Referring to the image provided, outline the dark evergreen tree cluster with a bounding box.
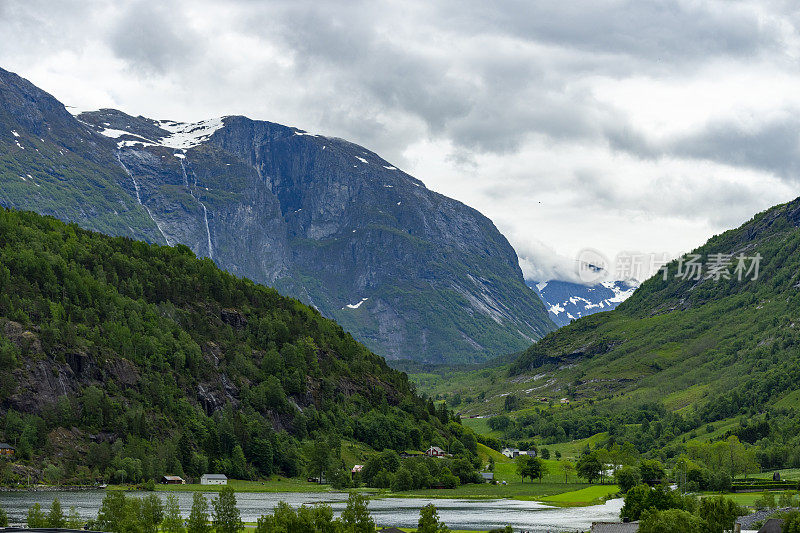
[0,207,457,484]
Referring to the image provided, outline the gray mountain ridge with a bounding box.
[0,66,556,363]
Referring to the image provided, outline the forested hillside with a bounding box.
[0,207,462,485]
[424,197,800,470]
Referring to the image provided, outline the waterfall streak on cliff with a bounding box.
[116,152,172,245]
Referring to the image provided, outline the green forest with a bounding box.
[0,207,480,486]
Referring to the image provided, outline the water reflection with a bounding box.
[0,490,623,532]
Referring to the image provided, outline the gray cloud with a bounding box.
[669,116,800,179]
[107,2,200,74]
[442,0,780,64]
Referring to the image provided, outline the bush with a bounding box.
[639,508,705,533]
[784,511,800,533]
[615,466,641,493]
[391,468,414,492]
[27,503,47,528]
[709,471,732,492]
[754,490,777,510]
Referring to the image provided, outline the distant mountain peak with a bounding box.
[529,279,640,327]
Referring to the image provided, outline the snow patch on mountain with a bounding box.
[529,279,639,327]
[95,117,225,150]
[156,118,225,149]
[343,297,369,310]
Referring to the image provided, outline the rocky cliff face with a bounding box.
[0,67,555,363]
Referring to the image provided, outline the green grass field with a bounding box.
[462,417,495,436]
[389,481,595,501]
[700,492,767,507]
[539,484,620,506]
[745,468,800,481]
[141,443,613,506]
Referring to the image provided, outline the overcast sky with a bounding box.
[2,0,799,282]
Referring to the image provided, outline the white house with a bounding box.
[200,473,228,485]
[501,447,520,458]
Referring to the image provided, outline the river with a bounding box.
[0,490,623,532]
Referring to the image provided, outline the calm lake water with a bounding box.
[0,490,623,532]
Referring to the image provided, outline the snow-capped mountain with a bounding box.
[528,279,640,327]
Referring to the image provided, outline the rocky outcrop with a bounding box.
[221,309,247,329]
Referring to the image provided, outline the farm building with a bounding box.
[200,473,228,485]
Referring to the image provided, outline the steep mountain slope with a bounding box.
[0,67,554,364]
[529,279,639,327]
[415,197,800,465]
[0,207,457,483]
[0,68,164,242]
[506,197,800,418]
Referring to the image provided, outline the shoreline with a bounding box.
[0,485,104,492]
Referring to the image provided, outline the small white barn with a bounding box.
[200,473,228,485]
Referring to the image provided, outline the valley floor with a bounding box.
[148,478,614,505]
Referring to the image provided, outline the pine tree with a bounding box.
[417,504,450,533]
[26,503,46,528]
[187,492,211,533]
[162,494,186,533]
[46,497,66,528]
[340,492,375,533]
[212,486,243,533]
